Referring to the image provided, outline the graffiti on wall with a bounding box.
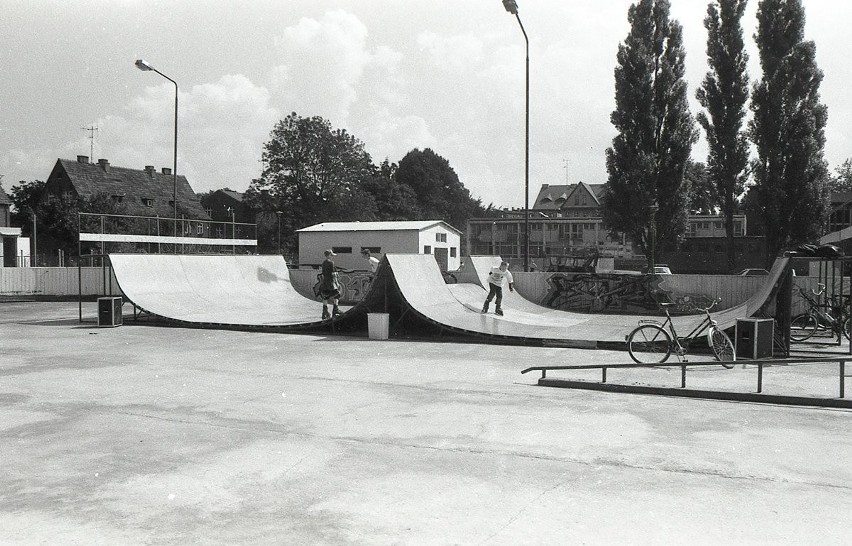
[542,272,715,314]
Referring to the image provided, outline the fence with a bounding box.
[0,267,117,297]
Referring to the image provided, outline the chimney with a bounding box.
[144,165,156,176]
[97,158,110,172]
[77,155,89,164]
[161,167,172,175]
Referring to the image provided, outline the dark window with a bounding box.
[361,246,381,254]
[142,198,154,207]
[332,247,352,254]
[450,247,457,257]
[424,245,432,254]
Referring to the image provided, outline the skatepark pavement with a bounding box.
[1,301,851,544]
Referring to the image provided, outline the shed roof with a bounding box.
[298,220,461,235]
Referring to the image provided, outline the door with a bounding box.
[434,247,448,271]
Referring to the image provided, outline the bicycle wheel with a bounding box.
[844,316,851,341]
[627,324,671,364]
[707,326,735,368]
[790,313,818,342]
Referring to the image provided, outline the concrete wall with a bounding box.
[0,267,118,297]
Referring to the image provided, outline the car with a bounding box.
[738,268,769,276]
[648,265,672,275]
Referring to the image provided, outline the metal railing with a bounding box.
[522,357,850,407]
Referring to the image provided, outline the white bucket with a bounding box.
[367,313,390,340]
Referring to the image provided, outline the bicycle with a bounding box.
[626,298,736,367]
[789,283,851,342]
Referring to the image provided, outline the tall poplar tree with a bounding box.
[602,0,698,268]
[696,0,750,273]
[749,0,828,264]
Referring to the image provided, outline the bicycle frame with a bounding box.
[638,307,715,357]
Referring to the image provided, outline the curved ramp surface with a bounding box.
[110,254,326,326]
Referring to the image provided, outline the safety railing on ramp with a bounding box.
[521,357,851,409]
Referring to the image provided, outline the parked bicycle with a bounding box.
[626,299,736,367]
[789,283,851,342]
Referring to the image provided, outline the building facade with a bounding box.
[466,182,748,270]
[298,221,462,271]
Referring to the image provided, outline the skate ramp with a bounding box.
[110,254,326,326]
[387,254,636,344]
[458,254,789,330]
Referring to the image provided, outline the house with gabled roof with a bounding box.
[44,155,209,219]
[533,182,606,216]
[202,189,254,224]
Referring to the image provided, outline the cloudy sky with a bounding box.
[1,0,850,209]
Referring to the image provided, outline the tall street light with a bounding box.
[501,0,530,271]
[135,59,178,237]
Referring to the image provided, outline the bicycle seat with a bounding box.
[659,302,675,309]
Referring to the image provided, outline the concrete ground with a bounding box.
[1,302,851,545]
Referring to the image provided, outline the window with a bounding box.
[142,198,154,207]
[435,233,447,243]
[361,246,381,254]
[424,245,432,254]
[332,247,352,254]
[450,247,457,258]
[196,224,204,235]
[111,195,123,204]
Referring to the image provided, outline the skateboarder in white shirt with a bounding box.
[481,261,514,316]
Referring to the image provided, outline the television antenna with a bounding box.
[81,124,99,160]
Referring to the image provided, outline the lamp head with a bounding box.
[502,0,518,15]
[135,59,154,71]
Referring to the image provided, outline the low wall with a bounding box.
[0,267,119,297]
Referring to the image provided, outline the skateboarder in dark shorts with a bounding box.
[318,249,342,319]
[481,261,514,316]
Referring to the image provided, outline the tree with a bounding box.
[360,159,422,221]
[829,159,852,193]
[749,0,829,264]
[685,160,717,214]
[394,148,486,231]
[696,0,750,273]
[246,113,378,254]
[601,0,698,268]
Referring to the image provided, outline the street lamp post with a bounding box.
[276,211,283,255]
[501,0,530,271]
[135,59,178,239]
[649,201,659,273]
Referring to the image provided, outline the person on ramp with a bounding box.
[318,249,342,320]
[481,261,514,316]
[361,248,380,275]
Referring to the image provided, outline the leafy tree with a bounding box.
[246,113,378,253]
[394,148,486,232]
[601,0,698,268]
[696,0,750,272]
[685,160,717,214]
[829,159,852,193]
[749,0,828,264]
[360,159,422,221]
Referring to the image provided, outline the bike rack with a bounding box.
[521,357,850,408]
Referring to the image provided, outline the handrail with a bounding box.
[522,356,848,399]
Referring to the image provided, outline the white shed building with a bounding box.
[297,221,462,271]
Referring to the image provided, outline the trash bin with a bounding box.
[735,318,773,359]
[98,296,123,327]
[368,313,389,340]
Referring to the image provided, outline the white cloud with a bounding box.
[268,10,372,124]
